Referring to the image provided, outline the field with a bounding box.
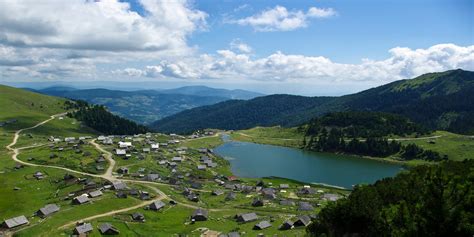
[230,126,304,148]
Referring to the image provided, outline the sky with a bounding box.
[0,0,473,95]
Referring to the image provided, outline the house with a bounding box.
[3,215,29,229]
[118,141,132,148]
[115,149,126,156]
[191,209,208,221]
[235,213,258,223]
[219,232,240,237]
[280,184,290,189]
[298,202,314,211]
[131,212,145,222]
[96,157,106,163]
[151,144,159,149]
[252,199,264,207]
[254,220,272,230]
[187,193,199,202]
[74,223,93,235]
[72,194,90,205]
[116,191,128,198]
[322,193,342,201]
[262,188,277,199]
[211,190,224,196]
[103,138,113,145]
[117,167,129,174]
[99,223,120,235]
[65,137,76,143]
[63,173,75,181]
[112,181,127,190]
[89,190,103,198]
[139,191,151,200]
[172,157,183,162]
[33,171,44,180]
[98,136,106,141]
[143,148,150,153]
[279,220,294,230]
[294,215,312,227]
[225,192,237,201]
[298,187,316,195]
[149,200,166,211]
[145,173,160,182]
[37,204,60,218]
[197,165,206,170]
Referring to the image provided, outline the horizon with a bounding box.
[0,0,472,95]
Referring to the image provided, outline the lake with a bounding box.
[214,136,403,189]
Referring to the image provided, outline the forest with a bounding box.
[307,159,474,237]
[67,100,149,135]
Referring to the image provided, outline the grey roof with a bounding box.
[298,202,314,211]
[212,190,224,196]
[132,212,145,220]
[89,190,103,198]
[73,195,90,204]
[3,215,28,228]
[112,181,127,190]
[280,199,296,206]
[225,192,237,200]
[74,223,93,234]
[219,232,240,237]
[145,173,160,181]
[192,208,208,218]
[38,204,60,217]
[280,184,290,189]
[237,213,258,222]
[295,215,312,226]
[322,193,342,201]
[254,220,272,230]
[149,200,166,210]
[99,223,119,234]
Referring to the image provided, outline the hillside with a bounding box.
[152,69,474,134]
[34,86,263,125]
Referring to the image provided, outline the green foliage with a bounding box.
[69,101,149,135]
[307,160,474,237]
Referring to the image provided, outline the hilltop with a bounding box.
[152,69,474,134]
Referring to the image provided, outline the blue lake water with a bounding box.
[214,137,403,189]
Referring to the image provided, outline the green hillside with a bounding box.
[152,69,474,134]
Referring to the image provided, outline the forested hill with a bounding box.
[151,95,335,134]
[152,69,474,134]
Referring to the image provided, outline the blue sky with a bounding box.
[0,0,472,95]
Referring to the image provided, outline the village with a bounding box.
[2,118,347,236]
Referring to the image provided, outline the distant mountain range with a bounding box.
[151,69,474,134]
[31,86,263,124]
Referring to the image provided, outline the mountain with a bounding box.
[158,86,264,100]
[152,69,474,134]
[35,86,263,125]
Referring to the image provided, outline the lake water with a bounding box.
[214,136,403,189]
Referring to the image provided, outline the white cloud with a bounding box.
[229,5,336,31]
[118,44,474,85]
[230,39,253,54]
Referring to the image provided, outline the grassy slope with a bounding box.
[230,126,304,148]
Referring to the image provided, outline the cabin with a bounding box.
[172,157,183,162]
[37,204,60,218]
[187,193,199,202]
[89,190,103,198]
[279,199,295,206]
[139,191,151,200]
[254,220,272,230]
[262,188,277,199]
[197,165,206,170]
[191,209,208,221]
[280,184,290,189]
[74,223,93,235]
[298,202,314,211]
[143,148,150,153]
[279,220,294,230]
[72,195,90,205]
[252,199,264,207]
[298,187,316,195]
[116,191,128,198]
[117,167,129,174]
[322,193,342,201]
[225,192,237,201]
[145,173,160,182]
[212,190,224,196]
[99,223,120,235]
[115,149,127,156]
[236,213,258,223]
[131,212,145,222]
[96,157,106,163]
[118,141,132,148]
[151,144,159,149]
[294,215,312,227]
[149,200,166,211]
[3,215,29,229]
[112,181,127,190]
[33,171,44,180]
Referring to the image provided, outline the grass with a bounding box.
[230,126,304,148]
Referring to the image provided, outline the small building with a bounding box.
[211,190,224,196]
[151,144,159,149]
[225,192,237,201]
[254,220,272,230]
[149,201,166,211]
[252,199,264,207]
[172,157,183,162]
[37,204,60,218]
[280,220,294,230]
[131,212,145,222]
[3,215,29,229]
[262,188,277,199]
[322,193,342,202]
[117,167,129,174]
[112,181,127,190]
[143,148,151,153]
[74,223,93,235]
[197,165,206,170]
[115,149,127,156]
[298,187,316,195]
[279,199,295,206]
[191,209,208,221]
[33,171,44,180]
[279,184,290,189]
[145,173,160,182]
[294,215,312,227]
[99,223,120,235]
[116,191,128,198]
[298,202,314,211]
[72,195,90,205]
[236,213,258,223]
[89,190,103,198]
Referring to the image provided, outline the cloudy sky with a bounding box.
[0,0,473,95]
